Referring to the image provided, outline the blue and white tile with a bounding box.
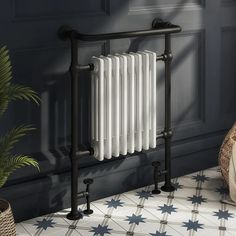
[21,214,74,236]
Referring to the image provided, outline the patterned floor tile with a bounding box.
[16,223,31,236]
[17,167,236,236]
[21,214,74,236]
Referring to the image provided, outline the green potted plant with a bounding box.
[0,46,40,235]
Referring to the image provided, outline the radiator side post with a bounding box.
[161,34,175,192]
[67,37,83,220]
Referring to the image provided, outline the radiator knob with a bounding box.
[83,178,94,215]
[83,178,93,185]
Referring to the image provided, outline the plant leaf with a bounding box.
[0,46,12,90]
[7,84,40,105]
[0,93,9,118]
[0,125,35,159]
[0,46,12,117]
[0,155,39,188]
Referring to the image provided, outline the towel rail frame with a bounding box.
[58,18,181,220]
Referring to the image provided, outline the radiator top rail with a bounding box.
[58,18,181,42]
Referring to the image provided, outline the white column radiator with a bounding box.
[91,51,157,161]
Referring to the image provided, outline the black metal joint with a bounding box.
[69,65,78,75]
[163,53,173,62]
[89,63,95,71]
[152,18,173,29]
[162,130,173,139]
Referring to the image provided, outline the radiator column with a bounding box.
[161,34,175,192]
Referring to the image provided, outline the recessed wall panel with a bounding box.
[220,27,236,115]
[129,0,203,13]
[171,31,205,128]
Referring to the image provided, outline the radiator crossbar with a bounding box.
[74,54,167,72]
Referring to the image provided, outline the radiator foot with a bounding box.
[83,209,93,215]
[67,211,83,221]
[161,183,175,192]
[152,189,161,194]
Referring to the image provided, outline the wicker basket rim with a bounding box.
[0,198,11,218]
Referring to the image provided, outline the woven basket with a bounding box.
[0,199,16,236]
[219,122,236,185]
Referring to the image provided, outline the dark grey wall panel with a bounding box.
[171,31,205,128]
[221,0,236,7]
[13,0,109,20]
[220,27,236,116]
[0,0,236,221]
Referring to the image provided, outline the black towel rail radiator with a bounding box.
[58,18,182,221]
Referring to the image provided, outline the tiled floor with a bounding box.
[16,167,236,236]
